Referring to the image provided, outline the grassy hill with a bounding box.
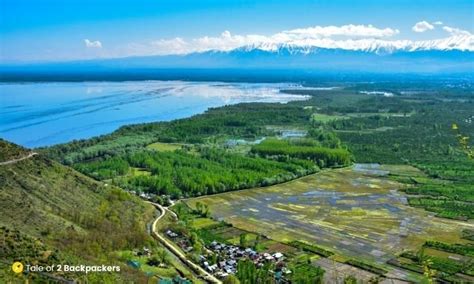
[0,139,155,282]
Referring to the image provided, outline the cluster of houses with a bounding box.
[131,190,153,200]
[203,241,289,279]
[165,230,194,252]
[165,229,291,280]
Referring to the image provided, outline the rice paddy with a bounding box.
[185,164,473,264]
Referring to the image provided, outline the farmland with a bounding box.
[185,164,472,264]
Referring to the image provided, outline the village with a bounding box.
[165,229,292,281]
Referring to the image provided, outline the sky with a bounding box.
[0,0,473,62]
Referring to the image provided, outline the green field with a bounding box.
[147,142,184,152]
[311,113,348,123]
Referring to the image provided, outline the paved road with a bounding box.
[149,202,222,284]
[0,152,38,166]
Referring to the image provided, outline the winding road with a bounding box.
[148,202,222,284]
[0,152,38,166]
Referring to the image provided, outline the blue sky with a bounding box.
[1,0,473,62]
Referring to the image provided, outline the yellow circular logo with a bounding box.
[12,262,23,273]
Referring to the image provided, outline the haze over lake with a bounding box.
[0,81,309,148]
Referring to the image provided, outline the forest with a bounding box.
[75,147,321,198]
[251,138,351,167]
[41,82,474,220]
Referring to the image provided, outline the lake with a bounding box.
[0,81,308,147]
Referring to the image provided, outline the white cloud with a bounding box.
[84,39,102,48]
[412,21,434,32]
[119,23,473,56]
[443,26,471,36]
[282,24,399,38]
[151,37,188,54]
[432,21,443,25]
[142,25,399,55]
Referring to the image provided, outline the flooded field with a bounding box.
[186,165,473,264]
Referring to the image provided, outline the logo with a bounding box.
[12,262,24,273]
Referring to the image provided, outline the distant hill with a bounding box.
[90,46,473,73]
[1,46,473,82]
[0,139,154,282]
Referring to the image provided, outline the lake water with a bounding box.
[0,81,308,148]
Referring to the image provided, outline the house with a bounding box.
[273,252,283,259]
[228,246,238,253]
[127,260,141,269]
[216,271,229,278]
[172,276,192,284]
[140,192,151,199]
[143,247,151,257]
[207,264,218,272]
[166,230,178,238]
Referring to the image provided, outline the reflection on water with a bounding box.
[195,168,470,263]
[353,163,390,176]
[0,81,308,147]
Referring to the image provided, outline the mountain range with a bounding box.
[1,42,473,80]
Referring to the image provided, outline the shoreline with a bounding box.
[1,80,310,149]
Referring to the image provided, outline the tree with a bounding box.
[223,274,241,284]
[417,247,435,284]
[203,204,210,217]
[239,233,248,247]
[193,241,203,255]
[344,275,357,284]
[147,256,161,266]
[195,202,203,215]
[156,248,169,265]
[290,263,325,284]
[452,124,473,159]
[253,234,262,251]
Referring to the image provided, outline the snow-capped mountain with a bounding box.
[1,40,473,78]
[234,34,474,54]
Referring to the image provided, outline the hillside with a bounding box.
[0,139,155,282]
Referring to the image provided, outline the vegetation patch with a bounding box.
[290,241,335,258]
[251,138,351,167]
[76,147,320,198]
[146,142,183,152]
[190,218,219,230]
[344,259,387,276]
[311,113,348,123]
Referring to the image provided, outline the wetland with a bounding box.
[185,164,473,263]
